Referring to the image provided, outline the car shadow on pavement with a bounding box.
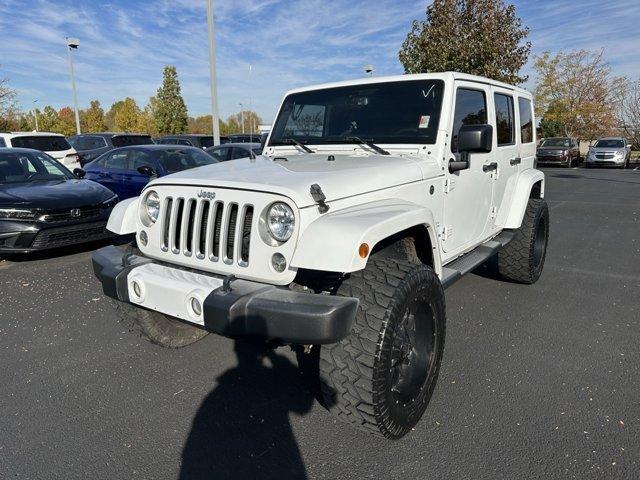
[179,341,318,480]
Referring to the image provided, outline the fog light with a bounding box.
[190,297,202,317]
[271,253,287,272]
[139,230,148,246]
[132,280,142,299]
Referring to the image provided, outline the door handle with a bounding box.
[483,162,498,172]
[510,157,522,166]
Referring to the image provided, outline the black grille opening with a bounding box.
[173,198,184,252]
[226,204,238,260]
[185,200,197,255]
[162,198,173,249]
[211,202,224,259]
[241,206,253,263]
[197,201,210,257]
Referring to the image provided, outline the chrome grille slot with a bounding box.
[210,201,224,261]
[225,204,239,263]
[240,206,253,265]
[161,197,173,251]
[172,198,184,253]
[182,199,197,256]
[196,201,210,258]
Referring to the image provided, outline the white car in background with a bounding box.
[585,137,631,169]
[0,132,81,170]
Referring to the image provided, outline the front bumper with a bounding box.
[92,245,358,344]
[585,156,625,167]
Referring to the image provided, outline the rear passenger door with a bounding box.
[123,150,158,199]
[516,97,536,170]
[99,150,130,198]
[489,88,519,234]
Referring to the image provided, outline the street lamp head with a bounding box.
[66,37,80,48]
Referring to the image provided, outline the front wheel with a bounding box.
[318,258,446,439]
[113,301,209,348]
[498,198,549,284]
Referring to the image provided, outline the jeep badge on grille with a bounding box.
[197,190,216,200]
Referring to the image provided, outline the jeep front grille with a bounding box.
[160,197,254,266]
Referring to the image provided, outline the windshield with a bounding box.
[540,138,570,147]
[270,80,444,146]
[155,148,217,173]
[11,135,71,151]
[594,139,624,148]
[0,151,73,183]
[112,135,154,147]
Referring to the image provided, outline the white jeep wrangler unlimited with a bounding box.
[93,72,548,439]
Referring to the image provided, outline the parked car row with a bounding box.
[536,136,632,168]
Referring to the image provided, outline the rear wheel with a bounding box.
[318,258,446,439]
[498,198,549,284]
[113,301,209,348]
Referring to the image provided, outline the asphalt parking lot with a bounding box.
[1,167,638,480]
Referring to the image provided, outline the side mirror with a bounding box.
[450,124,493,173]
[73,168,86,178]
[137,165,156,177]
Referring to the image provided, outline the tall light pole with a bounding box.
[239,103,244,134]
[32,99,39,132]
[206,0,221,145]
[66,37,81,135]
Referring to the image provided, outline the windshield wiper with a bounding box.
[345,136,389,155]
[282,138,314,153]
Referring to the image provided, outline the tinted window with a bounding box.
[105,151,129,169]
[0,151,72,183]
[208,147,230,161]
[451,89,487,152]
[518,98,534,143]
[494,93,514,146]
[177,139,192,146]
[0,138,5,147]
[10,135,71,151]
[231,147,251,159]
[70,135,107,150]
[111,135,153,147]
[270,80,445,145]
[156,149,217,173]
[594,139,624,148]
[128,150,155,171]
[200,137,214,148]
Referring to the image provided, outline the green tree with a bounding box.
[227,110,262,134]
[539,115,566,138]
[533,50,620,140]
[54,107,76,136]
[154,65,188,134]
[105,100,124,131]
[38,106,59,132]
[137,96,159,136]
[399,0,531,84]
[81,100,106,132]
[113,97,141,132]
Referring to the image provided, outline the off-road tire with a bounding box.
[318,258,446,439]
[498,198,549,284]
[113,301,209,348]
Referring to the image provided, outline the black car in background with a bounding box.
[205,142,262,162]
[155,134,230,148]
[228,133,263,143]
[68,133,154,166]
[0,148,118,253]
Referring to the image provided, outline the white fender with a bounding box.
[502,169,545,229]
[291,199,442,275]
[106,197,140,235]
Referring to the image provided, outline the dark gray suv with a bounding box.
[68,133,154,166]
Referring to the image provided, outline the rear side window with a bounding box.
[10,136,71,151]
[129,150,155,171]
[112,135,153,147]
[451,88,487,152]
[105,151,129,169]
[518,98,534,143]
[208,147,230,161]
[0,138,5,147]
[494,94,515,146]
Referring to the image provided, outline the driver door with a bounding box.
[442,82,495,255]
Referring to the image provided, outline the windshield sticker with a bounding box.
[419,115,431,129]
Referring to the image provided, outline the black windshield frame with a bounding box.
[269,80,445,146]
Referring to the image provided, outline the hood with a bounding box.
[537,145,567,151]
[149,153,439,207]
[590,147,624,153]
[0,179,115,210]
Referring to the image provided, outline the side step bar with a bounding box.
[441,230,515,289]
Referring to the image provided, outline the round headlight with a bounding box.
[267,202,295,242]
[143,191,160,225]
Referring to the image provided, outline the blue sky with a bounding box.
[0,0,639,124]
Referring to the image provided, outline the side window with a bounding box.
[494,93,515,146]
[177,139,192,146]
[0,138,5,147]
[231,147,250,159]
[104,151,129,169]
[128,151,154,171]
[518,97,534,144]
[451,88,487,152]
[209,147,230,161]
